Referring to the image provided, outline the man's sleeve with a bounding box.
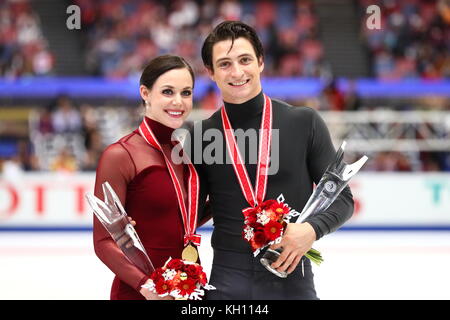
[302,110,354,240]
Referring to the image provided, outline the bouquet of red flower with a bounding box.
[242,199,288,253]
[141,258,215,300]
[242,195,323,265]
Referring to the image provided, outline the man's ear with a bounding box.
[206,66,215,81]
[258,57,264,73]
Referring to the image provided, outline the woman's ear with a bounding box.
[139,85,150,104]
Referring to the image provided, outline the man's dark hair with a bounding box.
[201,21,264,71]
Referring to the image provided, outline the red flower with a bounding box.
[150,268,164,281]
[270,201,290,219]
[252,230,267,248]
[245,214,258,225]
[177,279,197,296]
[263,220,283,241]
[167,259,184,270]
[198,271,208,286]
[243,206,259,225]
[154,279,171,295]
[248,221,261,231]
[185,264,202,279]
[260,199,277,210]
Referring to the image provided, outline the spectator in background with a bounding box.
[344,80,362,111]
[16,139,37,171]
[321,80,345,111]
[359,0,450,80]
[313,79,346,111]
[80,104,103,171]
[50,147,78,172]
[32,43,54,76]
[75,0,325,79]
[51,95,82,134]
[1,155,23,182]
[82,127,102,171]
[37,107,54,135]
[0,0,54,77]
[370,151,414,172]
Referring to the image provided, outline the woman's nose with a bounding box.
[172,94,182,106]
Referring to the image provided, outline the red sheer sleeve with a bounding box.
[92,142,149,291]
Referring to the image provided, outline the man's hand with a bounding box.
[269,222,316,274]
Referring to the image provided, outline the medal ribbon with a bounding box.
[139,119,200,247]
[221,94,272,210]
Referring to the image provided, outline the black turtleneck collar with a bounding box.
[223,91,264,126]
[141,116,175,145]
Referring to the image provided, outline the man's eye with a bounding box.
[162,89,173,95]
[241,57,252,64]
[219,61,230,68]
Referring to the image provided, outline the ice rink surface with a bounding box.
[0,230,449,300]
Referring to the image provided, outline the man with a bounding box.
[189,21,354,300]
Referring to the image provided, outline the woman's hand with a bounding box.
[130,219,173,300]
[140,279,174,300]
[127,216,136,226]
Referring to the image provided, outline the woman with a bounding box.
[93,55,201,300]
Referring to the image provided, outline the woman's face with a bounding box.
[140,68,194,129]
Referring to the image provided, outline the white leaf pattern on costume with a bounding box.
[256,210,271,225]
[162,269,177,281]
[189,288,205,300]
[243,225,254,241]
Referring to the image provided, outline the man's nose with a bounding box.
[230,62,244,78]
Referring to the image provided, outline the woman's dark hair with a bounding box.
[201,21,264,71]
[139,55,195,105]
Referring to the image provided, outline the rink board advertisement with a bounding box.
[0,172,450,230]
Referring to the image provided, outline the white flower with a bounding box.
[256,210,271,225]
[162,269,177,281]
[243,225,254,241]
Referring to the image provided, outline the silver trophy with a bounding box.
[86,182,155,275]
[260,141,368,278]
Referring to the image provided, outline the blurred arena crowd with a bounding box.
[2,0,449,78]
[0,0,449,175]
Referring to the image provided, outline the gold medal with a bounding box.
[182,243,199,263]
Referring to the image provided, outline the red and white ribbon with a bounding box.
[138,119,200,246]
[221,94,273,211]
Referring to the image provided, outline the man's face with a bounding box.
[208,37,264,104]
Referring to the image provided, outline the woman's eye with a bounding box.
[162,89,173,95]
[182,90,192,97]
